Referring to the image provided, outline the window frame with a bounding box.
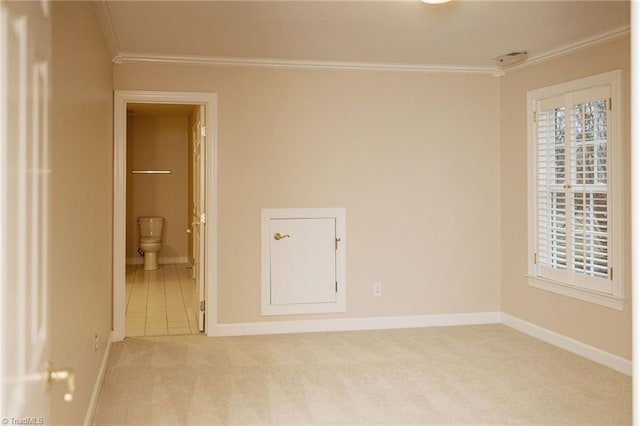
[526,70,624,310]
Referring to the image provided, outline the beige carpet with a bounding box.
[92,325,631,425]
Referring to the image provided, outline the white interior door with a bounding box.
[191,114,198,277]
[269,218,337,305]
[192,105,206,331]
[1,0,55,417]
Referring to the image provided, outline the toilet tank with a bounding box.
[138,217,164,238]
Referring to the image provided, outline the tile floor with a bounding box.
[125,263,201,337]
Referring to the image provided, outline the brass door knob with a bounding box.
[47,364,75,402]
[273,233,290,240]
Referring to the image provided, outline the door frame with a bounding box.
[112,90,218,341]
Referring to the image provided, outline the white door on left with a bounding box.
[1,0,71,420]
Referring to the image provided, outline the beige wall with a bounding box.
[114,65,502,324]
[126,114,189,261]
[500,36,631,359]
[50,2,113,424]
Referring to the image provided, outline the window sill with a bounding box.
[525,275,624,311]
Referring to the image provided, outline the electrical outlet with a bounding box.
[373,282,382,297]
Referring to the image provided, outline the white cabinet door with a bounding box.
[270,218,336,305]
[261,208,346,316]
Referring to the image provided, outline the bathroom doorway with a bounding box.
[124,103,201,337]
[113,91,218,341]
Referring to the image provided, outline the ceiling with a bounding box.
[98,1,630,74]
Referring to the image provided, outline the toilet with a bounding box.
[138,217,164,270]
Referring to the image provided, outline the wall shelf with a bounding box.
[130,170,172,174]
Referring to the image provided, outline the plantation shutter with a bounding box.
[536,95,570,284]
[534,86,613,295]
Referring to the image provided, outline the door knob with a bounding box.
[273,233,290,240]
[46,364,75,402]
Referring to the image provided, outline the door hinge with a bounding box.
[533,111,537,123]
[201,126,207,137]
[335,237,341,250]
[533,253,538,265]
[609,267,613,280]
[200,300,206,312]
[608,98,612,111]
[335,281,338,293]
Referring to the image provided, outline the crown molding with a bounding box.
[91,0,120,61]
[115,52,498,75]
[502,25,630,75]
[98,10,628,77]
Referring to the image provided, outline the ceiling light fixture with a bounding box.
[421,0,451,4]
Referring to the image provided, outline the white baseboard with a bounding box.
[501,313,632,376]
[210,311,630,376]
[212,311,502,337]
[126,256,189,266]
[83,330,113,426]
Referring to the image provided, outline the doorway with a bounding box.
[125,103,199,337]
[113,91,218,341]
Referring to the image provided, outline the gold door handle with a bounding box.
[273,233,290,240]
[47,364,75,402]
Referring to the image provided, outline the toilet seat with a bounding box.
[140,237,161,244]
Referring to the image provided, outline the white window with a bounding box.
[527,71,624,310]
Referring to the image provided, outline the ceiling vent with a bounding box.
[494,51,528,67]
